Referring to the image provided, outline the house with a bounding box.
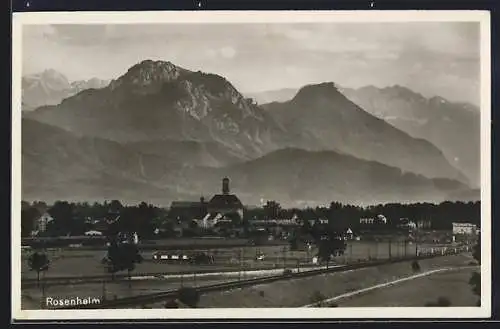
[249,216,301,228]
[84,230,103,236]
[344,228,354,240]
[397,218,416,230]
[452,222,477,235]
[417,219,432,230]
[360,215,387,225]
[169,199,207,221]
[32,212,54,235]
[316,218,329,225]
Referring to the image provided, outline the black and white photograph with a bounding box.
[11,10,491,320]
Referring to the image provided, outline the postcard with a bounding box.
[11,10,491,320]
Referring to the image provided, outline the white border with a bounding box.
[11,10,492,320]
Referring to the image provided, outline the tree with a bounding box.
[21,206,41,237]
[316,234,347,268]
[105,241,143,287]
[472,240,481,264]
[469,239,481,305]
[109,200,123,213]
[263,200,281,219]
[28,251,50,287]
[177,287,200,308]
[411,260,421,273]
[48,201,74,235]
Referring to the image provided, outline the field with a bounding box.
[20,239,468,309]
[22,276,231,310]
[20,240,435,279]
[336,267,478,307]
[197,253,477,307]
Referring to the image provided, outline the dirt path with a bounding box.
[302,265,478,307]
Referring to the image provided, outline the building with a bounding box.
[452,222,477,235]
[84,230,103,236]
[397,218,417,230]
[206,177,244,219]
[344,228,354,240]
[360,214,387,225]
[169,199,207,221]
[168,177,245,229]
[32,212,54,235]
[193,213,232,229]
[417,219,432,230]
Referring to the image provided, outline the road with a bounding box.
[302,266,479,307]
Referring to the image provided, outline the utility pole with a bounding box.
[282,246,287,269]
[41,271,46,308]
[238,248,242,281]
[102,278,107,301]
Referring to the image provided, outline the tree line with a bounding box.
[21,199,480,238]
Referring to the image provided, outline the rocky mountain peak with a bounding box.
[292,82,342,103]
[381,85,426,102]
[108,59,191,92]
[23,69,71,91]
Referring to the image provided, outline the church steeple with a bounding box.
[222,177,230,195]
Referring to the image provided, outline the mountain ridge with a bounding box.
[22,69,110,111]
[264,81,468,184]
[340,84,480,186]
[21,60,477,205]
[21,118,477,207]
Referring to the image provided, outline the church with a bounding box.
[169,177,244,222]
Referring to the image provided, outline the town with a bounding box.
[22,178,479,247]
[20,177,480,309]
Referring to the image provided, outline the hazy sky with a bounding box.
[22,22,481,105]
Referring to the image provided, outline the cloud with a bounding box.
[21,22,481,105]
[220,46,236,59]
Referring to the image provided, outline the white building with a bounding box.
[452,222,477,235]
[360,217,375,224]
[360,215,387,225]
[34,212,54,234]
[84,230,103,236]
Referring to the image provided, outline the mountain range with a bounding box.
[22,69,110,111]
[340,85,480,187]
[20,61,480,206]
[250,85,481,187]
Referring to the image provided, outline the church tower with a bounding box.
[222,177,230,195]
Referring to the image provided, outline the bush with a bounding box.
[310,290,326,305]
[411,260,421,273]
[164,299,179,308]
[469,272,481,297]
[177,287,200,308]
[425,297,452,307]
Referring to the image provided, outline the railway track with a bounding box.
[59,252,453,309]
[21,264,323,287]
